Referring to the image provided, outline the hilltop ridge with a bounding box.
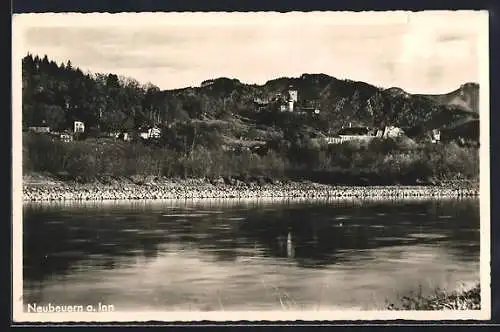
[416,82,480,113]
[157,73,479,140]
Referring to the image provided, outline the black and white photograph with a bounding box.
[12,11,490,322]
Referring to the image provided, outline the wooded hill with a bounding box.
[22,53,480,143]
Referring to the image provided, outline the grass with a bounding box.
[386,283,481,310]
[261,282,481,311]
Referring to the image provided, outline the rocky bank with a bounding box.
[22,174,479,202]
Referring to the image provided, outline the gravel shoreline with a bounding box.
[23,176,479,202]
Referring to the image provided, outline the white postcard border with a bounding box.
[11,10,491,323]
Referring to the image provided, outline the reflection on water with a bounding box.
[23,198,480,311]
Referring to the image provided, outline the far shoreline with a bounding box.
[22,174,479,203]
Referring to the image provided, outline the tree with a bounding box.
[41,104,66,130]
[368,92,388,127]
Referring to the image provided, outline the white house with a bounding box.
[123,132,132,141]
[431,129,441,143]
[74,121,85,133]
[60,133,73,142]
[140,127,161,140]
[382,126,404,138]
[324,136,343,144]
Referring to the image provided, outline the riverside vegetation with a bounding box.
[24,131,478,186]
[386,283,481,311]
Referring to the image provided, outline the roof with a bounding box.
[337,127,371,136]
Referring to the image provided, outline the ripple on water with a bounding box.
[50,250,85,258]
[68,238,88,244]
[161,213,211,218]
[407,233,447,239]
[212,226,234,231]
[137,228,167,235]
[46,220,64,225]
[373,237,412,242]
[194,210,225,214]
[123,249,144,255]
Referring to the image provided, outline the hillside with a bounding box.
[152,74,480,141]
[22,54,480,144]
[417,83,480,114]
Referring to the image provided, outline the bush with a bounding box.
[387,284,480,310]
[22,132,479,185]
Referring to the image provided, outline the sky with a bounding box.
[13,11,488,94]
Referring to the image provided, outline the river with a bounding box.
[22,197,480,312]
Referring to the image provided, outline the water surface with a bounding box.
[23,198,480,311]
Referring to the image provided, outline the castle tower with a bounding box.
[288,89,298,103]
[288,85,298,112]
[288,85,299,103]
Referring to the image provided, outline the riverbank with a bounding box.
[387,283,481,310]
[22,174,479,202]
